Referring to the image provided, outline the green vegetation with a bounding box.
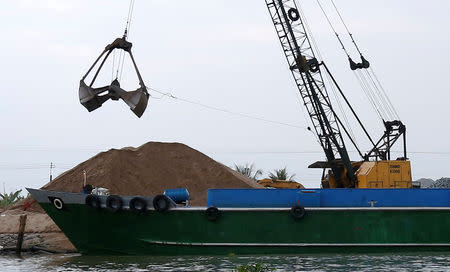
[234,163,263,181]
[0,189,24,207]
[268,167,296,181]
[236,263,273,272]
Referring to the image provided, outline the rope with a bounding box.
[146,87,308,131]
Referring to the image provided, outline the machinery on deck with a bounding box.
[258,178,306,189]
[265,0,411,188]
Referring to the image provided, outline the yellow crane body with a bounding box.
[320,160,412,189]
[355,160,412,188]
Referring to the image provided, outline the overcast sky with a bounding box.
[0,0,449,192]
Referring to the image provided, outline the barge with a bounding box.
[27,188,450,255]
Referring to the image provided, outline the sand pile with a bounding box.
[1,142,262,253]
[42,142,262,205]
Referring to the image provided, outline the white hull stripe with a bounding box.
[145,241,450,247]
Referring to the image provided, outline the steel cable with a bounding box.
[369,67,400,120]
[146,87,308,131]
[328,0,400,121]
[297,1,359,149]
[363,69,395,120]
[353,71,384,120]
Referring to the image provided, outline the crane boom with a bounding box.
[265,0,356,186]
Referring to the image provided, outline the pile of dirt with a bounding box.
[1,142,261,253]
[428,178,450,189]
[42,142,262,206]
[415,177,450,188]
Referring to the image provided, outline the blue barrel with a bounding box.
[164,188,190,204]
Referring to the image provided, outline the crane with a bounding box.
[76,1,412,188]
[265,0,411,188]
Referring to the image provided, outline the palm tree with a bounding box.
[268,167,296,181]
[234,163,263,181]
[0,189,24,207]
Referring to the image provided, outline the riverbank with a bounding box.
[0,208,76,254]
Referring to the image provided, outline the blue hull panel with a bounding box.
[207,188,450,207]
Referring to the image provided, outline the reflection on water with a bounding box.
[1,253,450,271]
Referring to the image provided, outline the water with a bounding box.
[1,253,450,272]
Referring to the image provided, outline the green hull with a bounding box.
[38,202,450,255]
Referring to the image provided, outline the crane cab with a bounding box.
[317,160,412,189]
[355,160,412,188]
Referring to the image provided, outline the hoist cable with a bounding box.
[358,70,389,119]
[316,0,400,122]
[353,71,383,121]
[315,0,375,118]
[315,0,351,58]
[298,2,359,149]
[328,0,401,121]
[369,67,400,120]
[117,0,136,81]
[363,69,395,119]
[360,70,389,119]
[115,50,122,79]
[123,0,135,40]
[329,0,364,56]
[362,68,396,120]
[111,50,116,81]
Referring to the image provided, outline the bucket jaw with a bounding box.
[79,37,149,118]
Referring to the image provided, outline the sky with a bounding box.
[0,0,449,193]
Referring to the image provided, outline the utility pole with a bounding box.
[49,162,55,181]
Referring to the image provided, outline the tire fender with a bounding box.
[205,206,220,222]
[130,197,148,212]
[85,194,101,209]
[152,194,171,212]
[106,195,123,212]
[48,197,64,210]
[290,205,306,220]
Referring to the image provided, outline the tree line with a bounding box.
[234,163,296,182]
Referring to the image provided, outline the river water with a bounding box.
[1,253,450,271]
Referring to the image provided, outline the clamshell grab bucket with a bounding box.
[79,37,149,118]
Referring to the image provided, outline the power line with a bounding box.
[0,149,449,171]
